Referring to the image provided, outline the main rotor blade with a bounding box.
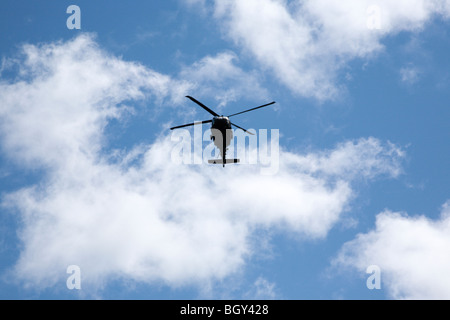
[231,122,255,135]
[186,96,220,117]
[227,101,276,118]
[170,120,212,130]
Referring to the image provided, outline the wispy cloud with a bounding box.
[400,66,421,85]
[178,51,269,110]
[244,277,278,299]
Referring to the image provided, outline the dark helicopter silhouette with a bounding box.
[170,96,275,167]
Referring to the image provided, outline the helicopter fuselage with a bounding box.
[211,116,231,131]
[210,116,233,160]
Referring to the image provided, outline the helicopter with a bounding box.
[170,96,276,167]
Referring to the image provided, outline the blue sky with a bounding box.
[0,0,449,299]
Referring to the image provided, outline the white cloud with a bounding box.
[282,138,404,180]
[334,201,450,299]
[195,0,450,100]
[0,34,188,169]
[0,35,404,293]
